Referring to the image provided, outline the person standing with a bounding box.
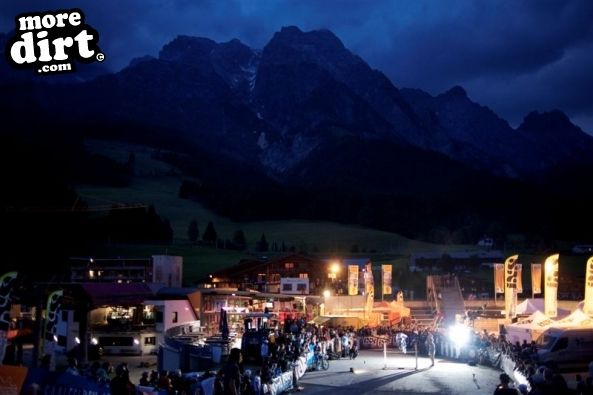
[426,332,436,367]
[493,373,519,395]
[220,348,242,395]
[396,332,408,354]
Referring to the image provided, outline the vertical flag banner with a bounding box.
[584,256,593,316]
[43,290,63,357]
[382,265,392,297]
[348,265,359,296]
[531,263,542,295]
[544,254,559,318]
[494,264,504,293]
[504,255,519,319]
[364,262,374,296]
[516,264,523,294]
[0,271,19,364]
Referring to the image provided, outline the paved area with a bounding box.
[296,349,505,395]
[21,346,509,394]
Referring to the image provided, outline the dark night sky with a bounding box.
[2,0,592,134]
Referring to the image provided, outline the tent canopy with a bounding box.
[308,315,362,329]
[516,298,569,316]
[507,310,555,344]
[554,309,593,327]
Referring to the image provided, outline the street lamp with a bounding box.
[330,262,340,275]
[327,261,342,295]
[323,290,331,299]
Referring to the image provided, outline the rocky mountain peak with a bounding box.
[264,26,349,65]
[519,110,575,133]
[159,35,217,62]
[440,85,468,99]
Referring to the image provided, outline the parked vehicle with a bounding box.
[536,327,593,368]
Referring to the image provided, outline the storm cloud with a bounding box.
[2,0,592,133]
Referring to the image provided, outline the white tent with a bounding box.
[507,311,555,344]
[553,309,593,327]
[515,298,569,316]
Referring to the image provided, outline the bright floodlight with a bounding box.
[75,337,81,344]
[91,337,98,345]
[330,262,340,273]
[448,324,470,347]
[134,338,140,345]
[323,290,331,298]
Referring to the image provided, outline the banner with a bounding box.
[584,256,593,316]
[0,271,19,364]
[544,254,559,318]
[0,365,28,395]
[364,262,374,318]
[516,264,523,294]
[531,263,542,295]
[43,289,63,358]
[381,264,392,297]
[348,265,359,296]
[504,255,519,319]
[364,262,374,295]
[494,264,504,293]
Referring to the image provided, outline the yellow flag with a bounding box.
[504,255,519,319]
[494,264,504,293]
[365,262,374,295]
[531,263,542,294]
[516,264,523,294]
[348,265,359,296]
[382,265,392,297]
[584,256,593,316]
[544,254,559,318]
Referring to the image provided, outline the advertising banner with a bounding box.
[364,262,374,295]
[43,289,63,357]
[494,264,504,294]
[348,265,359,296]
[531,263,542,295]
[583,257,593,316]
[516,264,523,294]
[504,255,519,319]
[381,264,392,297]
[544,254,559,318]
[0,271,18,364]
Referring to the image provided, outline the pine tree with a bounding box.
[188,219,199,243]
[256,233,269,252]
[202,221,218,245]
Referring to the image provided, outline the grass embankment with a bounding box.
[76,140,481,286]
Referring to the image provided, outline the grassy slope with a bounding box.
[75,140,486,285]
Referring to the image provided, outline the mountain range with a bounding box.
[2,26,593,242]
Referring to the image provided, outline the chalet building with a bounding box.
[200,254,360,296]
[70,255,182,287]
[409,250,504,272]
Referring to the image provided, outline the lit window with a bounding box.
[299,273,308,279]
[285,262,295,269]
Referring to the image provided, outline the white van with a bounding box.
[536,327,593,366]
